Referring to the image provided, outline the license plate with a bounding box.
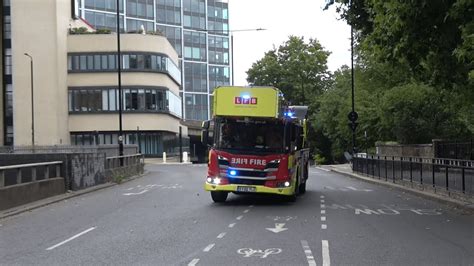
[236,186,256,192]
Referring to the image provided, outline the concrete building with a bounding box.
[76,0,231,121]
[1,0,188,156]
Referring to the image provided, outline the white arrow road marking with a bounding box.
[322,240,330,266]
[301,240,317,266]
[266,223,288,233]
[46,227,96,250]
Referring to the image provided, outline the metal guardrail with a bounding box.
[105,154,145,169]
[353,155,474,195]
[0,161,63,187]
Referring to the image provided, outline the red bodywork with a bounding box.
[207,149,291,188]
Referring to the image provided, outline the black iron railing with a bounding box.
[353,155,474,195]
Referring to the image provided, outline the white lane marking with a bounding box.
[243,209,250,213]
[301,240,317,266]
[188,258,199,266]
[322,240,330,266]
[217,232,226,239]
[46,227,96,250]
[123,189,149,196]
[320,204,326,208]
[320,199,325,203]
[229,223,236,228]
[321,224,327,230]
[347,186,358,191]
[321,210,326,214]
[203,243,215,252]
[236,215,243,220]
[321,216,326,222]
[249,205,254,208]
[320,195,325,199]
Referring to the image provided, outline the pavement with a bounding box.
[0,164,473,265]
[321,164,474,209]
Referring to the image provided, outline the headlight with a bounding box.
[213,177,221,184]
[218,155,229,161]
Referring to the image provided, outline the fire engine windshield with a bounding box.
[216,119,285,153]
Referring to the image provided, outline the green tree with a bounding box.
[247,36,331,105]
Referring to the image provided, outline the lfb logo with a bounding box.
[235,97,258,105]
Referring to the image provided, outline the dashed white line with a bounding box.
[320,195,325,199]
[321,224,327,230]
[320,204,326,208]
[203,243,215,252]
[188,258,200,266]
[249,205,254,208]
[347,186,358,191]
[301,240,317,266]
[320,199,325,203]
[316,167,330,172]
[217,232,226,239]
[229,223,236,228]
[321,210,326,214]
[321,216,326,222]
[322,240,331,266]
[236,215,243,220]
[46,227,96,250]
[243,209,249,213]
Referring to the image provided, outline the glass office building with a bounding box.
[77,0,231,121]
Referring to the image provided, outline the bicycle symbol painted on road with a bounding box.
[237,248,282,258]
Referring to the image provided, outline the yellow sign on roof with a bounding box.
[213,86,281,118]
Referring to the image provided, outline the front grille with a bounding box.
[228,178,266,186]
[235,170,267,178]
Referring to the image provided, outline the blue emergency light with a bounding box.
[229,170,237,176]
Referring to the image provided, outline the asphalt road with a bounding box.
[1,164,473,265]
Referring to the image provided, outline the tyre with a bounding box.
[211,191,228,203]
[299,181,306,194]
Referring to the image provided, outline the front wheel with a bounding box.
[211,191,228,203]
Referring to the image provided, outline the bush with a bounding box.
[313,154,327,165]
[69,27,88,34]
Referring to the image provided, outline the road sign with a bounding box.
[348,111,358,122]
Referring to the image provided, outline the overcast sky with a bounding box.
[229,0,351,86]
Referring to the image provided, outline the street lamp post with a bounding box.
[24,53,34,148]
[229,28,266,86]
[116,0,124,165]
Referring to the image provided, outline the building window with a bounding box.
[183,30,206,61]
[126,19,154,32]
[207,0,229,35]
[68,52,181,85]
[84,10,124,31]
[156,0,181,25]
[183,0,205,30]
[68,87,182,118]
[156,25,182,57]
[126,0,154,20]
[84,0,124,12]
[184,62,207,92]
[185,93,208,120]
[208,35,230,65]
[209,66,230,93]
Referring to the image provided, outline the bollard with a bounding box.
[183,152,188,163]
[163,152,167,163]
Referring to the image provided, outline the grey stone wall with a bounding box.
[376,144,434,158]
